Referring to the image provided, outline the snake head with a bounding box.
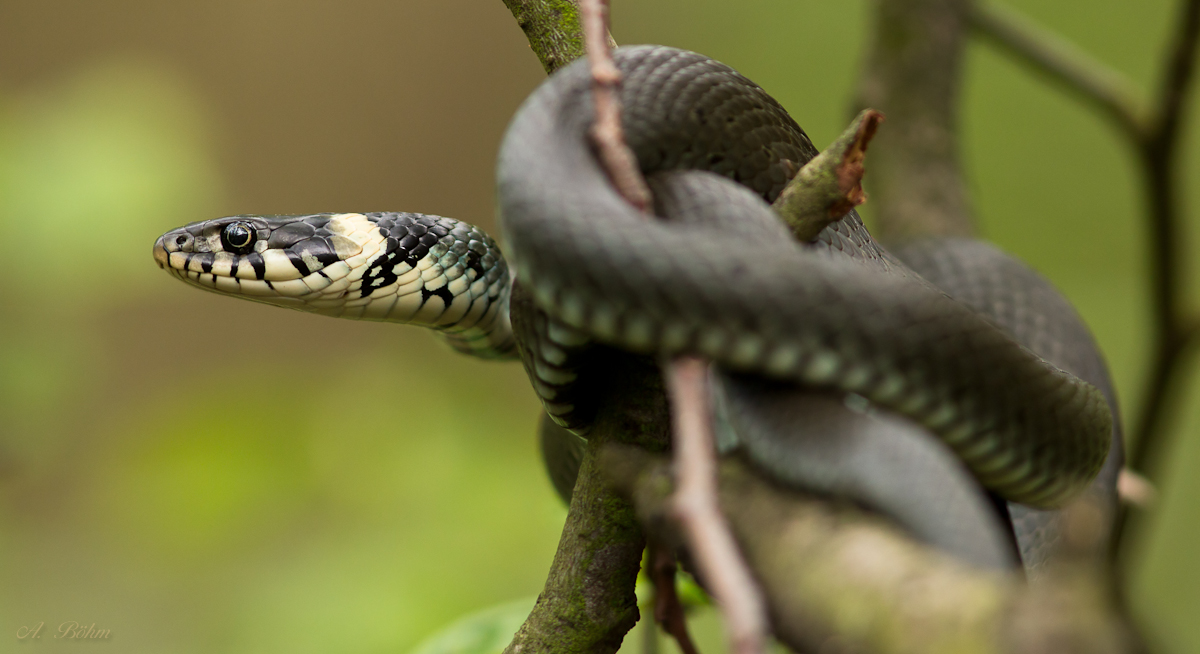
[152,212,510,327]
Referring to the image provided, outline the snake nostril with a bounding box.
[175,235,187,246]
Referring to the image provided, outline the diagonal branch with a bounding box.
[605,446,1139,654]
[970,1,1145,138]
[664,358,768,654]
[1126,0,1200,479]
[579,0,652,213]
[1147,0,1200,154]
[575,1,768,652]
[502,0,612,74]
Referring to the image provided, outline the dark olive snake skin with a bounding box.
[892,238,1123,573]
[154,44,1121,572]
[497,45,1113,513]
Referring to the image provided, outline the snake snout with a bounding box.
[154,227,197,270]
[152,235,168,269]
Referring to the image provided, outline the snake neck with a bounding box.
[433,281,517,359]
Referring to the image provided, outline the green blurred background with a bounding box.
[0,0,1197,652]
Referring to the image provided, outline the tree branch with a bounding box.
[664,358,768,654]
[499,4,658,650]
[1116,0,1200,561]
[1126,0,1200,485]
[501,0,611,74]
[499,0,1163,650]
[855,0,974,241]
[965,4,1200,539]
[969,2,1145,138]
[575,2,768,650]
[505,285,671,654]
[772,109,884,240]
[604,446,1139,654]
[580,0,652,213]
[506,436,644,653]
[648,546,699,654]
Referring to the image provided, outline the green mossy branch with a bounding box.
[502,0,612,74]
[504,283,671,654]
[504,438,644,654]
[604,447,1137,654]
[772,109,884,241]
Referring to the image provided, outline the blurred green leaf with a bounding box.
[408,598,535,654]
[675,571,709,610]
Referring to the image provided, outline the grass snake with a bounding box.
[153,45,1121,572]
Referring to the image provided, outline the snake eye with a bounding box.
[221,221,257,254]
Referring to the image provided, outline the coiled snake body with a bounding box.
[154,45,1121,572]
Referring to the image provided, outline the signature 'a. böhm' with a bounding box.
[16,621,110,640]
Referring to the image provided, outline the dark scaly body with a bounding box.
[891,239,1123,573]
[497,45,1112,509]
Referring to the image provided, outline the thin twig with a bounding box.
[970,2,1145,138]
[1117,468,1158,509]
[665,358,768,654]
[650,546,700,654]
[576,1,768,651]
[579,0,652,213]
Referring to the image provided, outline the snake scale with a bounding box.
[153,45,1122,572]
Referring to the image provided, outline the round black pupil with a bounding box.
[226,224,251,248]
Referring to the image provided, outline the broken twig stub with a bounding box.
[772,110,884,241]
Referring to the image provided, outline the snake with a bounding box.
[153,45,1121,572]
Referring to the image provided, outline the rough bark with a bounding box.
[501,0,612,74]
[856,0,974,241]
[503,284,671,654]
[605,447,1137,654]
